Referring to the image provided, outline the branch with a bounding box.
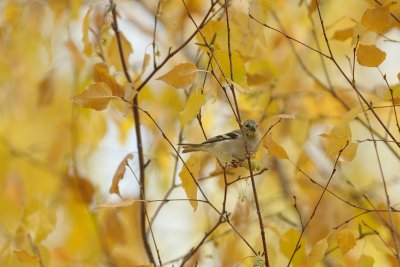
[287,142,349,266]
[109,0,154,264]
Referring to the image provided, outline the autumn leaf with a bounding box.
[308,0,317,13]
[133,53,151,84]
[341,142,358,161]
[280,228,306,266]
[264,134,289,159]
[357,44,386,67]
[355,255,374,267]
[214,50,248,88]
[107,33,133,71]
[336,228,356,254]
[68,175,95,205]
[71,82,118,110]
[361,5,391,34]
[37,69,55,106]
[307,238,328,267]
[230,81,249,93]
[110,153,134,197]
[156,62,198,88]
[14,250,39,264]
[93,63,125,97]
[179,155,200,211]
[82,6,93,56]
[179,89,205,128]
[332,27,354,41]
[320,124,358,161]
[96,199,137,208]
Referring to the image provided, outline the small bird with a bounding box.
[179,120,260,166]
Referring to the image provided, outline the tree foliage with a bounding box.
[1,0,400,266]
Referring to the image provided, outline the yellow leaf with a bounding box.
[361,5,391,34]
[214,50,248,88]
[110,153,134,196]
[341,142,358,161]
[37,69,55,106]
[179,155,200,211]
[357,44,386,67]
[82,6,93,56]
[280,228,306,266]
[68,175,95,205]
[13,250,39,264]
[96,199,137,208]
[332,27,354,41]
[336,228,356,255]
[134,265,154,267]
[231,81,249,93]
[156,62,198,88]
[320,124,357,161]
[343,106,363,122]
[107,33,133,71]
[22,199,57,243]
[354,255,374,267]
[179,89,205,128]
[93,63,125,97]
[307,238,328,267]
[133,53,151,84]
[264,134,289,159]
[71,82,117,111]
[308,0,317,13]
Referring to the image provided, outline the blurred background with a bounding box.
[1,0,400,266]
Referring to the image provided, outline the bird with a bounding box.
[179,120,260,166]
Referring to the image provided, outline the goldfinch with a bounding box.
[179,120,260,166]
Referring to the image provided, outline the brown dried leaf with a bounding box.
[71,82,117,111]
[109,153,134,196]
[156,62,198,88]
[357,44,386,67]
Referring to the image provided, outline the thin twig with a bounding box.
[28,234,44,267]
[109,1,154,263]
[287,142,349,266]
[271,11,400,160]
[126,164,163,266]
[152,0,162,68]
[314,0,400,150]
[135,0,219,93]
[224,0,241,122]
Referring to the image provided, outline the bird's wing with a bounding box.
[201,129,241,144]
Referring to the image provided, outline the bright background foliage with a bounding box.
[1,0,400,266]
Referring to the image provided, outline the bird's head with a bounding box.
[242,120,259,138]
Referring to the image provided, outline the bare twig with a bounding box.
[109,1,154,263]
[135,0,219,93]
[287,142,349,266]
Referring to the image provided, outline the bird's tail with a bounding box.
[178,143,204,153]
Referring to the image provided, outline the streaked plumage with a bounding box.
[179,120,260,165]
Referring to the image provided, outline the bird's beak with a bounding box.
[249,126,256,132]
